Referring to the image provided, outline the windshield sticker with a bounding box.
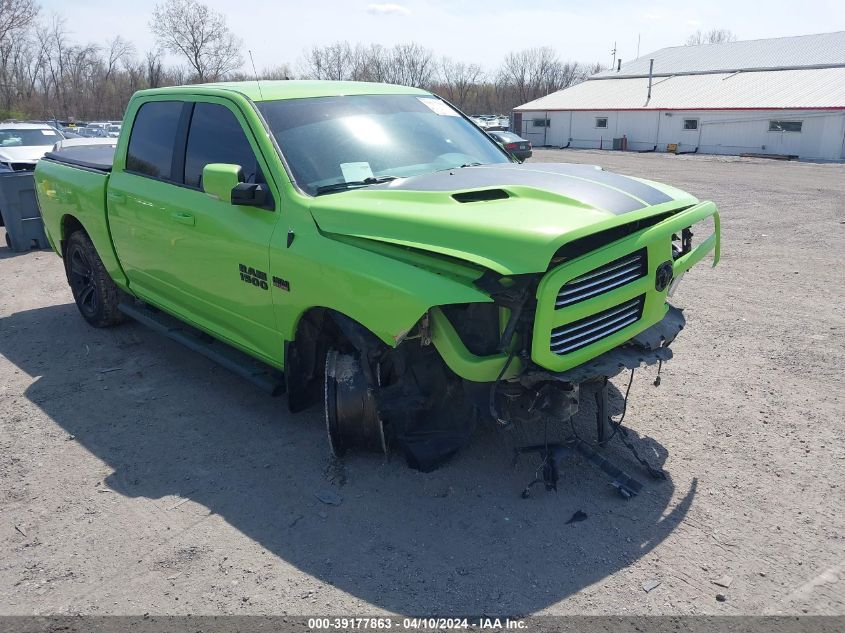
[41,130,57,135]
[418,97,460,116]
[340,162,374,182]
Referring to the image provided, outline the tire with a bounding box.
[65,230,127,328]
[324,350,387,457]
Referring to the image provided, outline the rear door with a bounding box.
[107,99,189,306]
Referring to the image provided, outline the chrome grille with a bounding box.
[550,296,644,355]
[556,248,647,308]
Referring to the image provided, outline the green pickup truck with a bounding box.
[34,80,720,476]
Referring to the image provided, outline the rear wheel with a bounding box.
[65,231,126,328]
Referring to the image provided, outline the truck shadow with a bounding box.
[0,303,694,615]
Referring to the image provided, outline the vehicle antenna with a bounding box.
[248,50,264,100]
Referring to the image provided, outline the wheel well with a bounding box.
[285,308,340,413]
[60,215,85,256]
[285,308,386,413]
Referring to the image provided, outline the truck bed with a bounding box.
[42,144,115,172]
[34,147,126,284]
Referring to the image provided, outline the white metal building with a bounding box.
[514,32,845,160]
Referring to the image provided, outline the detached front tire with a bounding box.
[65,230,126,328]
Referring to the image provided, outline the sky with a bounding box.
[41,0,845,74]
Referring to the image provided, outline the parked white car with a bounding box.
[0,123,64,171]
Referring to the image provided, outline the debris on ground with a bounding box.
[565,510,588,525]
[315,490,343,506]
[713,575,734,588]
[168,497,191,511]
[642,579,661,593]
[14,525,27,537]
[716,593,727,602]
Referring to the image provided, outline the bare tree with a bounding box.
[299,41,353,80]
[299,41,435,88]
[0,0,38,45]
[686,28,737,46]
[150,0,242,82]
[384,43,435,88]
[104,36,134,80]
[145,50,164,88]
[229,63,293,81]
[438,57,483,110]
[0,21,606,124]
[498,47,578,105]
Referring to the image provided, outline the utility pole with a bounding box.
[611,42,617,69]
[637,34,641,59]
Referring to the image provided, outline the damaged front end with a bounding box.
[322,200,720,492]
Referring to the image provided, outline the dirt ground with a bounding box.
[1,149,843,617]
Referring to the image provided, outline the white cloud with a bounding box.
[366,3,411,16]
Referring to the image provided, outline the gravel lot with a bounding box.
[1,149,843,617]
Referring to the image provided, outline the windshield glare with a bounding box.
[257,94,510,195]
[0,128,61,147]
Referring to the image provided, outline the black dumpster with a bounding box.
[0,170,49,252]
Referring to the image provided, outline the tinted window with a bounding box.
[126,101,183,179]
[595,117,608,128]
[683,119,698,130]
[184,103,260,188]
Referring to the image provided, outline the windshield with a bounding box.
[0,128,62,147]
[257,94,511,195]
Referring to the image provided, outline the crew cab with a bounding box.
[34,81,720,471]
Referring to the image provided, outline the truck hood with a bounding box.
[0,145,49,165]
[308,163,698,275]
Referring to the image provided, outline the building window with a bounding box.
[595,117,608,128]
[683,119,698,130]
[769,120,802,132]
[532,118,550,128]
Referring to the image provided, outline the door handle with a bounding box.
[106,191,126,203]
[170,212,195,226]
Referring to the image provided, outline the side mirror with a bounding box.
[202,163,243,203]
[231,182,267,207]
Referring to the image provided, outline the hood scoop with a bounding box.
[452,189,509,203]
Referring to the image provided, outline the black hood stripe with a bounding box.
[380,163,672,215]
[507,163,673,206]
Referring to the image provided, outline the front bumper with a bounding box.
[430,201,719,383]
[524,303,685,385]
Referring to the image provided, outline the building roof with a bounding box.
[594,31,845,78]
[515,67,845,111]
[517,32,845,112]
[140,80,429,102]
